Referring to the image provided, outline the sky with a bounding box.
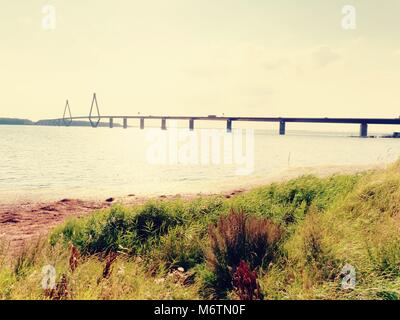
[1,0,400,123]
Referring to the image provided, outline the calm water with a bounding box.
[0,125,399,202]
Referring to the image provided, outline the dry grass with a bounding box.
[102,252,118,279]
[260,162,400,300]
[0,242,201,300]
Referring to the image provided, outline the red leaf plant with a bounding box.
[232,260,262,300]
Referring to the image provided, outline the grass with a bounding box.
[1,162,400,300]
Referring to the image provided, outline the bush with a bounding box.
[133,203,179,241]
[50,203,183,256]
[230,175,361,227]
[87,206,133,254]
[148,224,205,271]
[206,209,281,296]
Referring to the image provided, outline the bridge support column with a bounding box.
[279,121,286,135]
[140,118,144,129]
[189,119,194,131]
[227,119,232,133]
[109,118,113,128]
[360,123,368,138]
[161,118,167,130]
[123,118,128,129]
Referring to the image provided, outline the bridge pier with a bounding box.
[123,118,128,129]
[140,118,144,129]
[360,123,368,137]
[227,119,232,133]
[279,121,286,135]
[161,118,167,130]
[109,118,113,128]
[189,119,194,131]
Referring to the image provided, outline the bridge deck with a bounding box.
[52,116,400,125]
[56,94,400,136]
[50,115,400,137]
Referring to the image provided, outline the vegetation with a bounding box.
[206,210,281,297]
[1,162,400,300]
[0,118,33,126]
[0,117,117,127]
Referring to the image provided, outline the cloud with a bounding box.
[16,16,33,25]
[311,46,341,68]
[263,58,292,71]
[184,65,231,78]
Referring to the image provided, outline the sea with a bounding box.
[0,125,399,202]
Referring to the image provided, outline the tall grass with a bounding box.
[205,209,281,297]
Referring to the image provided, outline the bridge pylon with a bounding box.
[62,99,72,126]
[89,93,101,128]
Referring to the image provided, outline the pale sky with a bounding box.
[1,0,400,121]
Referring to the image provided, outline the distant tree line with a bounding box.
[0,118,34,125]
[0,118,122,127]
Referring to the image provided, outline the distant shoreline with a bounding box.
[0,117,122,127]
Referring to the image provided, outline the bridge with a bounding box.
[55,93,400,137]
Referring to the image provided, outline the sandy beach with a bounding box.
[0,164,383,255]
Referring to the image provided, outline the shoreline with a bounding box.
[0,163,384,255]
[0,163,385,205]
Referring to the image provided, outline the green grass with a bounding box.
[1,162,400,300]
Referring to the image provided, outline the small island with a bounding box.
[0,118,122,127]
[0,118,34,126]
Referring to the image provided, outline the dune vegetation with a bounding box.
[1,162,400,300]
